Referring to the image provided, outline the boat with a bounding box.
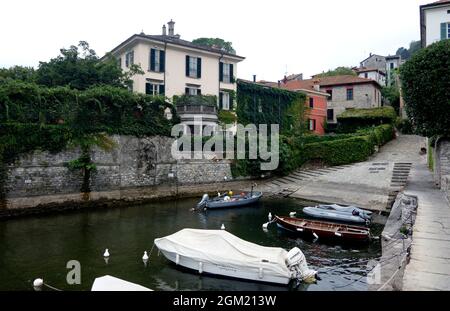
[303,204,372,224]
[91,275,153,291]
[154,229,318,285]
[273,216,371,242]
[196,190,262,209]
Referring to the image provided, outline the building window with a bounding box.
[448,23,450,39]
[185,87,200,95]
[186,56,201,78]
[220,62,234,83]
[308,119,316,131]
[327,109,334,121]
[364,73,368,78]
[145,83,165,96]
[149,49,165,72]
[390,62,394,70]
[309,97,314,108]
[220,92,230,110]
[125,51,134,68]
[326,89,332,100]
[346,88,354,101]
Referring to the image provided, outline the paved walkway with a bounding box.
[257,135,426,211]
[402,159,450,290]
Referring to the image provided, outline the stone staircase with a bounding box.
[386,162,413,210]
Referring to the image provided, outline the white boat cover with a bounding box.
[91,275,152,291]
[155,229,308,281]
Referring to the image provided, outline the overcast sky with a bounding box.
[0,0,430,81]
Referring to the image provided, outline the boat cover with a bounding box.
[155,229,293,279]
[91,275,152,291]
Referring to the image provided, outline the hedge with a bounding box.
[231,124,395,177]
[336,106,397,132]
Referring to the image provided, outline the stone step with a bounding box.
[283,176,301,183]
[276,178,291,184]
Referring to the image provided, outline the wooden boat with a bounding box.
[197,191,262,209]
[274,216,371,242]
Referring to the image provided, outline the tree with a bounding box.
[400,40,450,137]
[35,41,143,90]
[381,86,400,115]
[0,66,36,82]
[191,38,236,54]
[314,67,356,78]
[395,40,421,60]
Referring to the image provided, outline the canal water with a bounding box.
[0,197,382,291]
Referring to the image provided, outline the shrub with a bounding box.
[400,40,450,137]
[395,117,414,134]
[336,106,397,132]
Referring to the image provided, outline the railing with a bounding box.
[176,105,217,115]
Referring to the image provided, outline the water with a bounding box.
[0,197,382,291]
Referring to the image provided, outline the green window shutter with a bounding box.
[441,23,447,40]
[159,84,165,95]
[150,49,156,71]
[219,92,223,109]
[185,55,190,76]
[185,87,190,95]
[145,83,153,95]
[197,57,202,78]
[160,50,165,72]
[219,62,224,82]
[229,64,234,82]
[197,89,201,95]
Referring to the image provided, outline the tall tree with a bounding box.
[400,40,450,137]
[35,41,143,90]
[396,40,421,60]
[192,38,236,54]
[0,66,36,82]
[314,67,356,78]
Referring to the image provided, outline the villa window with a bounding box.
[185,87,201,95]
[220,62,234,83]
[186,56,201,78]
[364,73,368,78]
[146,83,165,96]
[309,97,314,108]
[150,49,165,72]
[219,92,230,110]
[326,89,332,100]
[125,51,134,68]
[346,88,354,101]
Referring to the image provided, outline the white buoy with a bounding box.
[142,251,149,261]
[268,212,272,221]
[262,222,269,229]
[334,232,342,237]
[103,249,110,257]
[313,232,319,239]
[289,212,297,217]
[221,224,225,230]
[33,278,44,288]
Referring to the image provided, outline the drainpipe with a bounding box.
[218,52,224,134]
[164,42,167,96]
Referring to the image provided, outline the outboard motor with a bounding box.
[197,194,209,209]
[286,247,318,284]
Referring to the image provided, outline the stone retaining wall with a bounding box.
[2,135,234,213]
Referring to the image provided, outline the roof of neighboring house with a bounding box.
[257,80,279,87]
[103,33,245,60]
[360,54,386,64]
[281,75,381,91]
[355,67,386,75]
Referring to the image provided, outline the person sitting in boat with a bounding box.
[228,190,233,196]
[223,195,231,202]
[352,209,360,216]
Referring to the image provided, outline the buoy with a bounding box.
[33,278,44,288]
[262,222,269,229]
[313,232,319,239]
[268,212,272,221]
[142,251,149,261]
[221,224,225,230]
[103,249,110,257]
[289,212,297,217]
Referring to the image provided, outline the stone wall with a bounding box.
[3,135,233,211]
[435,138,450,190]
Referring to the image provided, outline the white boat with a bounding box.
[91,275,153,291]
[303,204,372,224]
[154,229,317,285]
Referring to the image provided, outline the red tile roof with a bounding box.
[281,75,381,91]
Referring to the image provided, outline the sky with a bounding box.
[0,0,431,81]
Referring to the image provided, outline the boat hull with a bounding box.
[275,216,370,241]
[158,249,290,285]
[206,192,263,209]
[303,207,367,224]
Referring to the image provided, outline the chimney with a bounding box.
[162,25,167,36]
[313,79,320,91]
[168,19,175,36]
[253,75,256,83]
